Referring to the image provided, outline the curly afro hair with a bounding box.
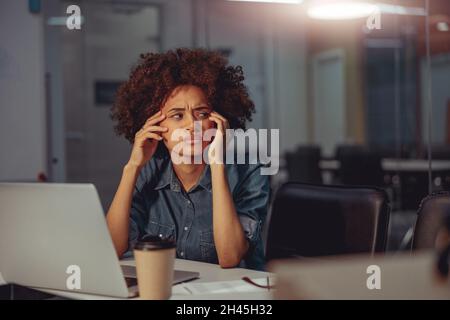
[111,48,255,144]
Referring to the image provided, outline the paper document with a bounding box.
[173,277,276,295]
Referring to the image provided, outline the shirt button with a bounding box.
[180,251,184,257]
[184,226,188,231]
[186,200,191,205]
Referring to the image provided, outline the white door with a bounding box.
[312,49,346,156]
[421,54,450,145]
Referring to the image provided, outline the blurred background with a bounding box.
[1,0,449,252]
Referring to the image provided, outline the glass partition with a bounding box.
[41,0,450,252]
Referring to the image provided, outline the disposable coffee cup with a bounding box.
[134,235,176,300]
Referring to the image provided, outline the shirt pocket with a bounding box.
[199,229,218,264]
[147,221,176,242]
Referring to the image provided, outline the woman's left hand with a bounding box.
[208,111,231,165]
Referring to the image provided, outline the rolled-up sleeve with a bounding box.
[234,163,270,250]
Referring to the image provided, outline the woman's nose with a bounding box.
[184,112,196,131]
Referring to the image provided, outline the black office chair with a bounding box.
[285,145,322,184]
[371,143,412,159]
[412,192,450,250]
[265,183,390,261]
[430,145,450,160]
[335,145,384,187]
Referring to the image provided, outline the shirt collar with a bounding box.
[154,160,212,193]
[154,160,179,192]
[196,164,212,192]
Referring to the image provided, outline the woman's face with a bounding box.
[159,85,215,160]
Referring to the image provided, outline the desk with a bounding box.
[319,158,450,209]
[383,159,450,172]
[319,158,450,172]
[36,259,274,300]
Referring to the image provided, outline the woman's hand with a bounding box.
[127,111,167,169]
[108,111,166,257]
[208,111,231,165]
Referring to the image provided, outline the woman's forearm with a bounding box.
[211,164,249,268]
[106,163,141,257]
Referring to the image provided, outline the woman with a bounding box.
[107,48,269,270]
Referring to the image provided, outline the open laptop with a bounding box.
[0,183,199,298]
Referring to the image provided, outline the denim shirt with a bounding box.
[124,153,270,271]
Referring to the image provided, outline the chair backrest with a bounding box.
[335,145,384,187]
[431,145,450,160]
[285,146,322,184]
[371,143,413,159]
[412,192,450,250]
[265,183,390,261]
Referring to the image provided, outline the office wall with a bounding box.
[0,0,47,181]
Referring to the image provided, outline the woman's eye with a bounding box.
[197,112,209,118]
[172,113,183,120]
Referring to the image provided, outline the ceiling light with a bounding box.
[437,22,450,32]
[307,0,378,20]
[227,0,303,4]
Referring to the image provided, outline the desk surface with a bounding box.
[37,259,274,300]
[4,253,450,299]
[320,158,450,172]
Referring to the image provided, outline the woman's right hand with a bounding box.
[127,111,167,169]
